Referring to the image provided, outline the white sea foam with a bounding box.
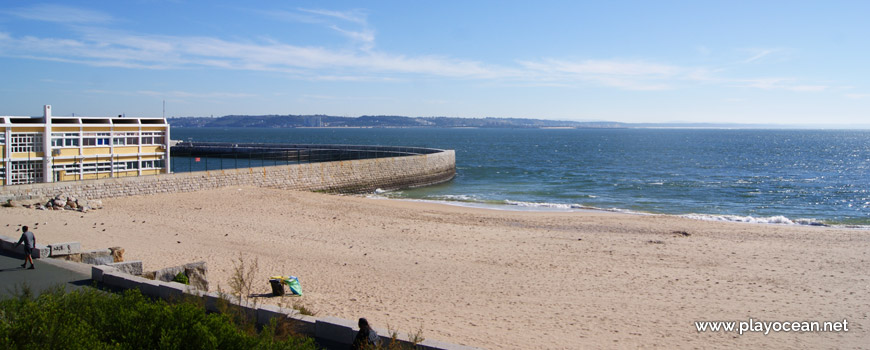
[503,200,603,211]
[680,214,829,226]
[434,194,479,202]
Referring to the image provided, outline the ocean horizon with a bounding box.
[172,127,870,228]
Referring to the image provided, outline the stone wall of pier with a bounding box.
[0,150,455,201]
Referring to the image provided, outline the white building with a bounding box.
[1,105,171,185]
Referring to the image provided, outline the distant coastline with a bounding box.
[167,114,868,129]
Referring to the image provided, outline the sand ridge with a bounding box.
[3,186,868,349]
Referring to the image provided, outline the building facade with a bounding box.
[1,105,170,185]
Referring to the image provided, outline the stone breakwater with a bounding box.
[0,149,455,201]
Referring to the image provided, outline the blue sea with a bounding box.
[172,127,870,228]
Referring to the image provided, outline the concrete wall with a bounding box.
[91,265,480,350]
[0,150,455,201]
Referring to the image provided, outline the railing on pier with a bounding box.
[170,142,444,173]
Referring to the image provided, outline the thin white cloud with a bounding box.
[298,8,367,25]
[329,25,375,50]
[518,59,684,90]
[740,48,785,64]
[137,90,257,99]
[1,29,832,93]
[3,4,114,24]
[0,6,833,95]
[845,93,870,99]
[737,78,828,92]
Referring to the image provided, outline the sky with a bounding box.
[1,1,869,125]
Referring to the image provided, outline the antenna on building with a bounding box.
[163,100,166,118]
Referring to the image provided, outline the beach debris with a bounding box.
[647,240,665,244]
[24,194,104,212]
[672,230,691,237]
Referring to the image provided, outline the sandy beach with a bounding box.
[3,186,867,349]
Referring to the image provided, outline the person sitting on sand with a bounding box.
[14,225,36,269]
[351,317,381,349]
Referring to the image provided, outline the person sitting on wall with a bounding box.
[351,317,381,349]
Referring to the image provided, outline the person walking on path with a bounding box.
[14,225,36,269]
[351,317,381,350]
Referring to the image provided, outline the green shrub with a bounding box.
[0,287,318,350]
[172,271,190,285]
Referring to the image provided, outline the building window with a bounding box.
[141,159,165,169]
[52,163,80,175]
[81,161,113,174]
[10,133,43,153]
[113,132,139,146]
[51,133,80,147]
[141,131,165,145]
[10,160,43,184]
[83,132,110,146]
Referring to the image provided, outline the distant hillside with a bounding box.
[168,114,627,129]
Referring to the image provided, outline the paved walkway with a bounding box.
[0,249,93,299]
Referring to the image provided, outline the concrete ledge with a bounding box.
[287,313,318,335]
[202,291,227,313]
[90,264,116,282]
[83,255,477,349]
[102,271,133,289]
[31,244,51,259]
[48,242,81,256]
[257,304,295,325]
[81,249,114,265]
[316,316,357,345]
[226,298,258,322]
[107,260,143,276]
[126,275,162,297]
[0,234,50,259]
[158,281,191,302]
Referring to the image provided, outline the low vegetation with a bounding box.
[0,285,318,349]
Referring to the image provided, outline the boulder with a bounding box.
[109,247,125,262]
[144,261,209,291]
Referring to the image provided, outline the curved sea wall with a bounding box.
[0,149,455,201]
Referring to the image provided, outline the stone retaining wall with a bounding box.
[0,150,455,201]
[91,265,480,350]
